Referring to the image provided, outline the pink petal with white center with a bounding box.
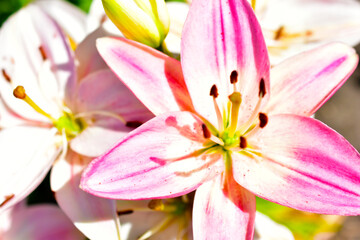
[233,114,360,215]
[97,37,194,115]
[34,0,87,44]
[181,0,270,127]
[0,126,61,214]
[265,43,358,116]
[51,151,121,240]
[193,175,255,240]
[2,204,84,239]
[0,5,75,121]
[81,111,223,200]
[70,69,153,157]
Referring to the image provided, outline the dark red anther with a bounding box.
[117,209,134,215]
[39,46,47,61]
[230,70,238,84]
[0,194,14,207]
[126,121,143,128]
[239,136,247,149]
[201,123,211,139]
[209,84,219,98]
[259,112,268,128]
[259,78,266,98]
[2,69,11,82]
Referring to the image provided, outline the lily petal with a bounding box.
[164,2,189,54]
[0,5,75,120]
[2,204,84,239]
[254,212,294,240]
[181,0,270,127]
[265,43,358,116]
[34,0,87,44]
[74,27,112,80]
[96,37,194,115]
[70,69,153,157]
[193,175,255,240]
[0,126,60,213]
[81,111,222,200]
[51,151,121,240]
[232,114,360,215]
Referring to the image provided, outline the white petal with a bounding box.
[0,126,60,213]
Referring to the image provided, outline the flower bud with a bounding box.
[102,0,170,48]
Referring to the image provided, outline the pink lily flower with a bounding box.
[81,0,360,238]
[0,4,152,223]
[0,202,84,239]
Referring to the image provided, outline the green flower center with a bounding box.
[54,112,85,139]
[13,85,85,139]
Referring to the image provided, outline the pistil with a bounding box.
[13,85,56,122]
[228,91,242,137]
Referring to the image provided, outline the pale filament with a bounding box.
[138,216,175,240]
[238,95,264,135]
[212,97,224,132]
[58,129,68,161]
[74,110,126,124]
[209,134,224,146]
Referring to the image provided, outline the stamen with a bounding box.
[126,120,143,128]
[148,199,178,213]
[39,46,47,60]
[201,123,211,139]
[239,136,247,149]
[0,194,14,207]
[209,84,223,131]
[138,216,175,240]
[259,78,266,98]
[238,93,264,135]
[274,26,285,40]
[13,86,56,122]
[230,70,238,84]
[148,199,164,211]
[58,129,68,161]
[209,84,218,98]
[117,209,134,215]
[228,92,242,136]
[74,110,126,124]
[209,135,224,146]
[258,112,268,128]
[230,70,238,92]
[13,85,26,99]
[2,69,11,82]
